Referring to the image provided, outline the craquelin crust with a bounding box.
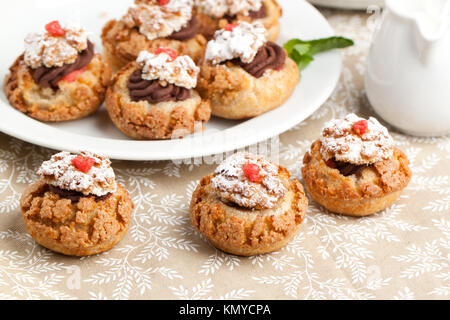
[105,61,211,140]
[302,140,412,216]
[3,54,111,122]
[190,166,308,256]
[197,0,282,41]
[20,180,134,256]
[197,55,299,119]
[101,18,206,72]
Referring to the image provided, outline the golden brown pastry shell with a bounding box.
[101,19,206,72]
[197,0,282,41]
[197,55,299,119]
[105,61,211,140]
[20,180,134,256]
[301,140,412,217]
[190,166,308,256]
[3,54,111,122]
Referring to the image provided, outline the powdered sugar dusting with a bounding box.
[137,50,199,88]
[205,22,267,64]
[37,151,117,197]
[137,0,193,12]
[211,152,287,209]
[195,0,228,18]
[123,1,193,41]
[24,22,88,69]
[320,114,394,165]
[228,0,262,16]
[196,0,262,18]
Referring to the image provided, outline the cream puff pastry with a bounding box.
[197,21,299,119]
[106,48,211,140]
[102,0,206,71]
[302,114,412,217]
[4,21,111,122]
[190,152,308,256]
[20,151,134,256]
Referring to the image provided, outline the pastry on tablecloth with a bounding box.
[195,0,282,41]
[106,48,211,140]
[4,21,111,122]
[302,114,412,217]
[190,152,308,256]
[102,0,206,71]
[20,151,134,256]
[197,21,299,119]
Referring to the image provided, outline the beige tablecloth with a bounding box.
[0,9,449,300]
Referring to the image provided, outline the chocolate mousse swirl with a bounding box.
[49,185,112,202]
[333,160,366,177]
[32,41,95,89]
[232,41,286,78]
[168,16,199,41]
[127,70,190,104]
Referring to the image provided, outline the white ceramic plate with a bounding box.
[0,0,341,160]
[308,0,384,10]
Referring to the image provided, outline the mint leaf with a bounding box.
[284,39,305,53]
[297,54,314,71]
[284,36,354,71]
[304,37,354,55]
[293,43,311,56]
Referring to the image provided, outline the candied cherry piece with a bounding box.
[158,0,170,5]
[353,120,368,135]
[154,48,178,61]
[61,67,87,83]
[71,155,95,173]
[242,162,261,183]
[45,21,65,37]
[224,23,238,32]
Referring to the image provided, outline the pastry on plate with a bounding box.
[4,21,111,122]
[190,152,308,256]
[20,151,134,256]
[195,0,282,41]
[102,0,206,71]
[302,114,412,217]
[197,21,299,119]
[106,48,211,140]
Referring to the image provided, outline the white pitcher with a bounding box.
[365,0,450,136]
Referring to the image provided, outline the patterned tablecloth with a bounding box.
[0,8,449,300]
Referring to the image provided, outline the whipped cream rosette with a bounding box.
[24,21,89,69]
[136,50,199,88]
[205,21,267,65]
[211,152,286,209]
[123,0,194,41]
[196,0,263,18]
[320,113,394,166]
[37,151,117,197]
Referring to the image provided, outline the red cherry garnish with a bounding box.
[71,155,95,173]
[242,162,261,183]
[45,21,65,37]
[353,120,368,135]
[158,0,170,5]
[154,47,178,61]
[224,23,238,32]
[61,67,87,83]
